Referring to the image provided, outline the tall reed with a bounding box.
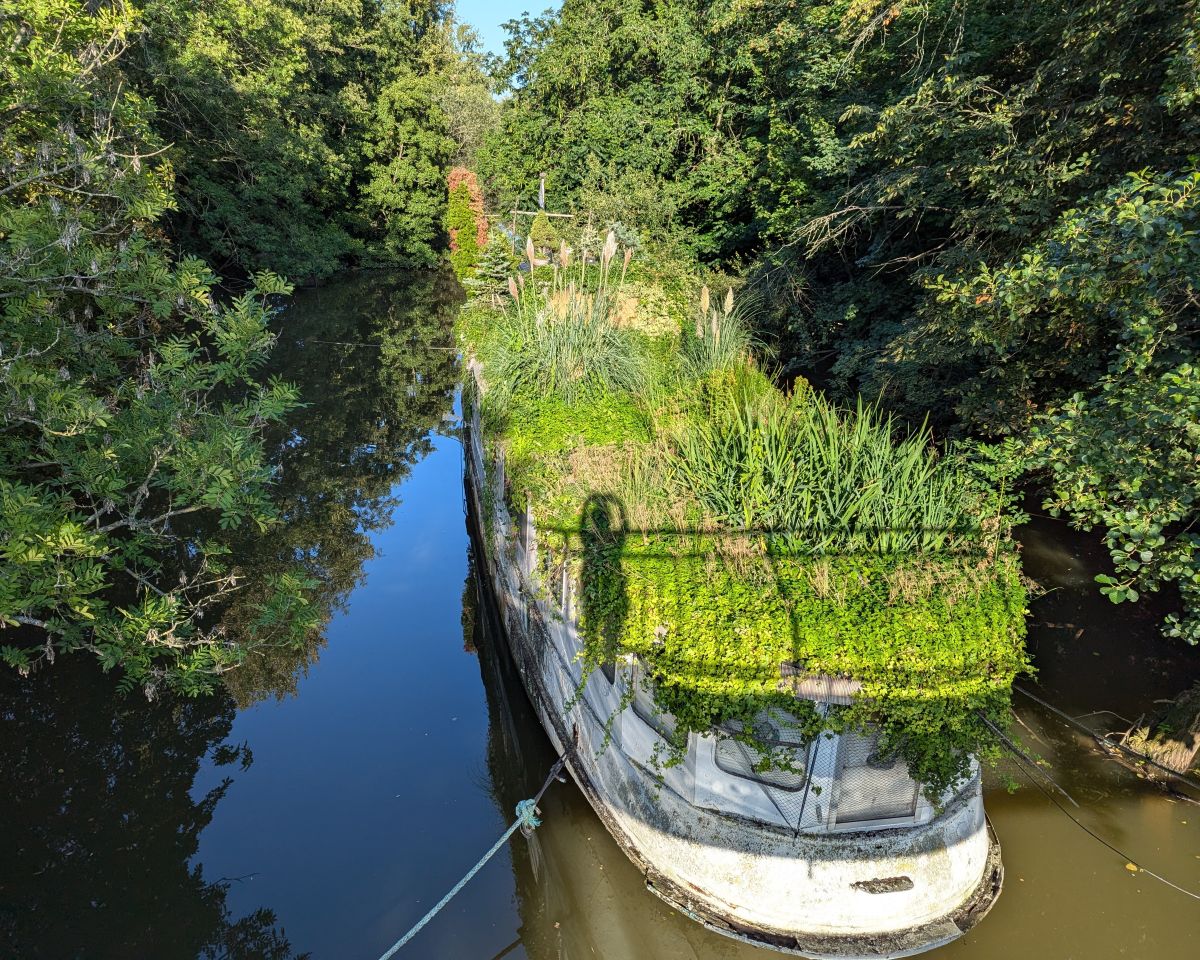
[682,286,766,378]
[672,391,973,554]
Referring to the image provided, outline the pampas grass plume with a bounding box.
[601,230,618,266]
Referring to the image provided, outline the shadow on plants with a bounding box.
[579,493,630,671]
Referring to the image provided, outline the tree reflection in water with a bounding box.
[0,659,304,959]
[202,269,461,704]
[0,270,461,958]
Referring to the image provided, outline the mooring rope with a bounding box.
[374,752,569,959]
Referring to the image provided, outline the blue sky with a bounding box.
[455,0,560,56]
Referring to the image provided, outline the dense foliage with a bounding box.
[130,0,455,280]
[0,1,459,690]
[2,1,292,690]
[446,167,487,278]
[600,542,1027,797]
[480,0,1200,643]
[463,238,1028,795]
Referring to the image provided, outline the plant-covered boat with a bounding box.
[460,232,1027,958]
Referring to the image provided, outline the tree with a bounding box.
[435,20,502,168]
[478,0,752,257]
[130,0,355,280]
[0,1,305,691]
[474,230,518,305]
[129,0,460,279]
[359,70,455,266]
[996,170,1199,642]
[782,0,1199,426]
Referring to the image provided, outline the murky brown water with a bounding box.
[2,273,1197,959]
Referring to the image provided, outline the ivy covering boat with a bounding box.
[459,231,1028,958]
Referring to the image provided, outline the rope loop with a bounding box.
[374,752,568,959]
[515,798,542,830]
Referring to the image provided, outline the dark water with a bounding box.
[2,273,1199,960]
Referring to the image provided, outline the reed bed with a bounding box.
[672,391,973,554]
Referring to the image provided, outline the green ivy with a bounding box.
[447,182,482,278]
[575,540,1028,798]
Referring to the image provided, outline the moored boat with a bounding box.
[457,228,1028,955]
[463,386,1005,959]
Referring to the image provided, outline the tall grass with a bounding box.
[483,232,648,407]
[672,391,973,554]
[681,285,766,378]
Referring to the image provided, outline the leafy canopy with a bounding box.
[480,0,1200,644]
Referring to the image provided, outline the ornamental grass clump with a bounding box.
[682,285,765,378]
[482,232,649,407]
[673,389,973,554]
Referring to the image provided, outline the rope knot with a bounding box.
[515,798,542,830]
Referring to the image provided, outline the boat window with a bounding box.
[834,729,919,824]
[714,711,811,792]
[630,660,677,740]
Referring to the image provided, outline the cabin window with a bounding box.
[715,711,811,792]
[630,660,677,740]
[834,729,919,824]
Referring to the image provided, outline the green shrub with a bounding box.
[473,229,516,304]
[529,209,557,253]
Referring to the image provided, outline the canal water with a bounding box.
[2,273,1198,960]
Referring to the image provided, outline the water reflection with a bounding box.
[1017,514,1200,718]
[0,660,306,959]
[0,270,461,959]
[205,270,460,704]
